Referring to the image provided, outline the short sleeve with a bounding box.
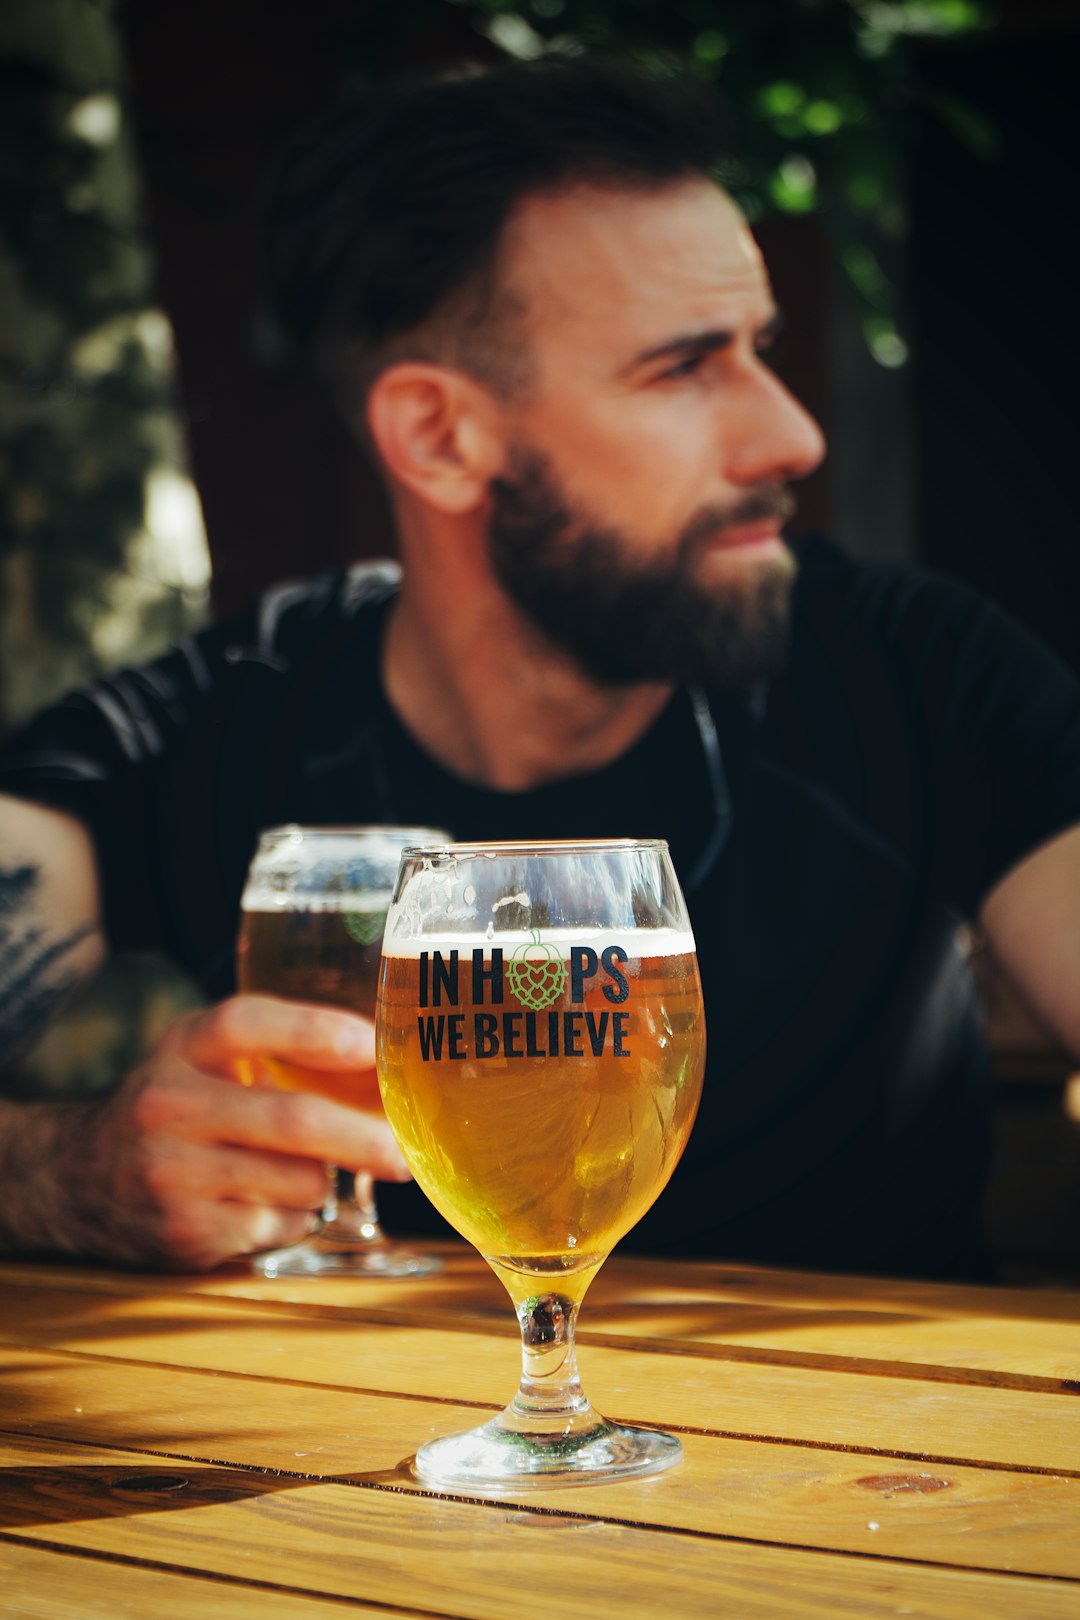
[0,610,265,977]
[0,563,400,989]
[848,563,1080,915]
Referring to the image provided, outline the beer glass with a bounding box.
[376,839,705,1487]
[236,824,450,1278]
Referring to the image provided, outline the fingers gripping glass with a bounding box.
[236,824,450,1279]
[376,839,706,1488]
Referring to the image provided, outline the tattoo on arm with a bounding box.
[0,863,94,1059]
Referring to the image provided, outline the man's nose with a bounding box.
[724,364,827,487]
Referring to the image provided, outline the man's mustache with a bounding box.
[680,486,797,556]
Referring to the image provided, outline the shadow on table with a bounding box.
[1,1272,938,1353]
[6,1248,1080,1361]
[0,1460,302,1528]
[0,1457,435,1531]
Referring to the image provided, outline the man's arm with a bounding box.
[0,794,107,1067]
[979,822,1080,1060]
[0,793,411,1270]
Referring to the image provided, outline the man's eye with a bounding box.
[660,353,706,381]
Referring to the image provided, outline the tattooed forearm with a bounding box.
[0,1095,78,1253]
[0,862,95,1060]
[0,863,37,916]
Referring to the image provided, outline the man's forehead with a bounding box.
[499,178,772,360]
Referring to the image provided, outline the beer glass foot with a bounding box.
[414,1285,681,1488]
[252,1233,442,1279]
[414,1412,682,1490]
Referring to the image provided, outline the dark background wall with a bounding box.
[913,15,1080,678]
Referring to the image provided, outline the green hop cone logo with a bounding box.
[343,909,386,947]
[506,929,568,1012]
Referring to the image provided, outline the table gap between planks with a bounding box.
[1,1247,1079,1618]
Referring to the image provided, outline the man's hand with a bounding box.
[0,995,411,1271]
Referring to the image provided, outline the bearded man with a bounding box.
[1,58,1078,1276]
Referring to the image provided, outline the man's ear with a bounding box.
[366,362,504,513]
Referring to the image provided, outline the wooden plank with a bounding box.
[2,1289,1080,1475]
[64,1248,1080,1343]
[350,1258,1080,1386]
[0,1538,421,1618]
[5,1256,1080,1385]
[3,1354,1080,1578]
[1,1433,1078,1620]
[14,1248,1080,1330]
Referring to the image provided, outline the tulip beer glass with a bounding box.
[237,823,449,1278]
[376,839,705,1487]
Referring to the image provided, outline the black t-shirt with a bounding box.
[4,538,1080,1280]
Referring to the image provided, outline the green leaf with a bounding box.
[846,170,888,214]
[757,81,806,119]
[692,28,728,64]
[862,311,909,369]
[841,244,891,308]
[768,155,817,214]
[803,99,844,136]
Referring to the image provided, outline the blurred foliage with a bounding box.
[0,0,208,731]
[0,0,208,1096]
[343,0,1000,367]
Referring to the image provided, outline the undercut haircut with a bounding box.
[261,56,729,421]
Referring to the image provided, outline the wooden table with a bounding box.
[2,1247,1079,1617]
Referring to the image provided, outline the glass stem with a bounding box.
[510,1292,592,1428]
[323,1168,383,1243]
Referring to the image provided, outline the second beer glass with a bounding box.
[237,823,449,1278]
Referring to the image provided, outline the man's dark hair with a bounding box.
[262,56,729,417]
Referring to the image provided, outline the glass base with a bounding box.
[414,1410,682,1491]
[252,1232,443,1279]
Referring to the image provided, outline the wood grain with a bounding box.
[0,1538,419,1618]
[6,1254,1080,1384]
[3,1351,1080,1578]
[4,1256,1078,1618]
[2,1285,1079,1475]
[1,1433,1078,1620]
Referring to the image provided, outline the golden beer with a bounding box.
[236,823,450,1281]
[237,901,386,1113]
[377,929,704,1301]
[378,841,703,1485]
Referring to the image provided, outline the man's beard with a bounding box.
[488,446,798,690]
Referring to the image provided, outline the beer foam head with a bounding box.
[241,892,391,913]
[242,824,449,910]
[381,926,697,959]
[385,841,694,946]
